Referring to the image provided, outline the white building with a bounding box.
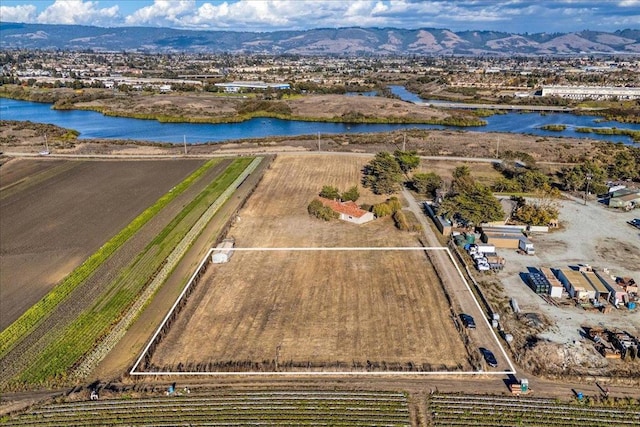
[541,85,640,100]
[215,81,291,93]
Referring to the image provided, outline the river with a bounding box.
[1,95,638,145]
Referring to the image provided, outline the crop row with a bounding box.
[0,159,217,359]
[74,157,263,379]
[10,159,254,386]
[429,394,640,427]
[6,392,410,426]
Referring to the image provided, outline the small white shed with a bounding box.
[212,239,234,264]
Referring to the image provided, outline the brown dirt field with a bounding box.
[287,94,449,121]
[78,92,449,123]
[0,158,205,330]
[150,155,469,372]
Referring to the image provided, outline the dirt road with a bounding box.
[402,188,514,374]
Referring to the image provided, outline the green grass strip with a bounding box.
[16,159,253,385]
[0,159,216,358]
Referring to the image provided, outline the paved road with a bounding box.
[402,188,514,374]
[415,101,606,112]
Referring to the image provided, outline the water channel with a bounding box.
[1,91,638,145]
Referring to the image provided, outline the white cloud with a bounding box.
[0,4,37,23]
[125,0,197,26]
[36,0,119,25]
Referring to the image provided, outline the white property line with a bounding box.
[131,246,514,376]
[443,247,517,375]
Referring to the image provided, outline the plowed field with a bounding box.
[151,154,469,372]
[0,159,204,329]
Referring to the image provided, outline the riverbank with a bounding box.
[1,119,633,167]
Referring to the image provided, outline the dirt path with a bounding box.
[402,188,513,373]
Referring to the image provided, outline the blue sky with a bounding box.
[0,1,639,33]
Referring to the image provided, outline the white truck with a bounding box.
[518,238,535,255]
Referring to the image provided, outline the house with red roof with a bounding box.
[317,197,375,225]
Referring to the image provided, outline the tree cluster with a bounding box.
[362,150,420,195]
[510,195,559,226]
[319,185,360,202]
[438,166,504,226]
[411,172,442,196]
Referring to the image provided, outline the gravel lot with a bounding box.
[496,195,639,346]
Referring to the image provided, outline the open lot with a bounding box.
[0,158,204,329]
[150,155,470,372]
[490,196,640,376]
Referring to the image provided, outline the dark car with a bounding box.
[460,313,476,329]
[628,219,640,230]
[480,347,498,368]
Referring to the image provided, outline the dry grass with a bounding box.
[150,155,469,372]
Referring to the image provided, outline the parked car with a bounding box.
[628,218,640,230]
[480,347,498,367]
[460,313,476,329]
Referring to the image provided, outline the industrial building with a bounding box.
[541,85,640,100]
[608,188,640,210]
[556,269,597,300]
[214,81,291,93]
[480,226,534,253]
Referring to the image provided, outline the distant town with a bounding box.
[2,51,639,101]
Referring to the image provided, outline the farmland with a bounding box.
[4,390,411,426]
[429,393,640,426]
[0,157,259,388]
[0,158,205,330]
[149,154,469,372]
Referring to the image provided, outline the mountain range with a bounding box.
[1,23,639,56]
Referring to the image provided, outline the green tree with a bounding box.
[513,204,559,226]
[412,172,442,195]
[362,151,403,195]
[516,170,550,192]
[608,150,637,180]
[341,185,360,202]
[492,177,522,193]
[439,183,504,225]
[319,185,340,200]
[451,165,475,193]
[393,150,420,174]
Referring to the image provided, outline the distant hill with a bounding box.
[1,22,639,55]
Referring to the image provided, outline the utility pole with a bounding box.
[496,138,500,158]
[317,132,320,151]
[403,132,406,152]
[584,173,592,205]
[183,135,187,155]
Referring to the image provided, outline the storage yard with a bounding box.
[147,155,471,372]
[477,196,640,376]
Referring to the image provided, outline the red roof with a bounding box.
[317,197,371,218]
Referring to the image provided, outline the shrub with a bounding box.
[341,185,360,202]
[393,210,409,230]
[319,185,340,200]
[372,202,393,217]
[308,199,338,221]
